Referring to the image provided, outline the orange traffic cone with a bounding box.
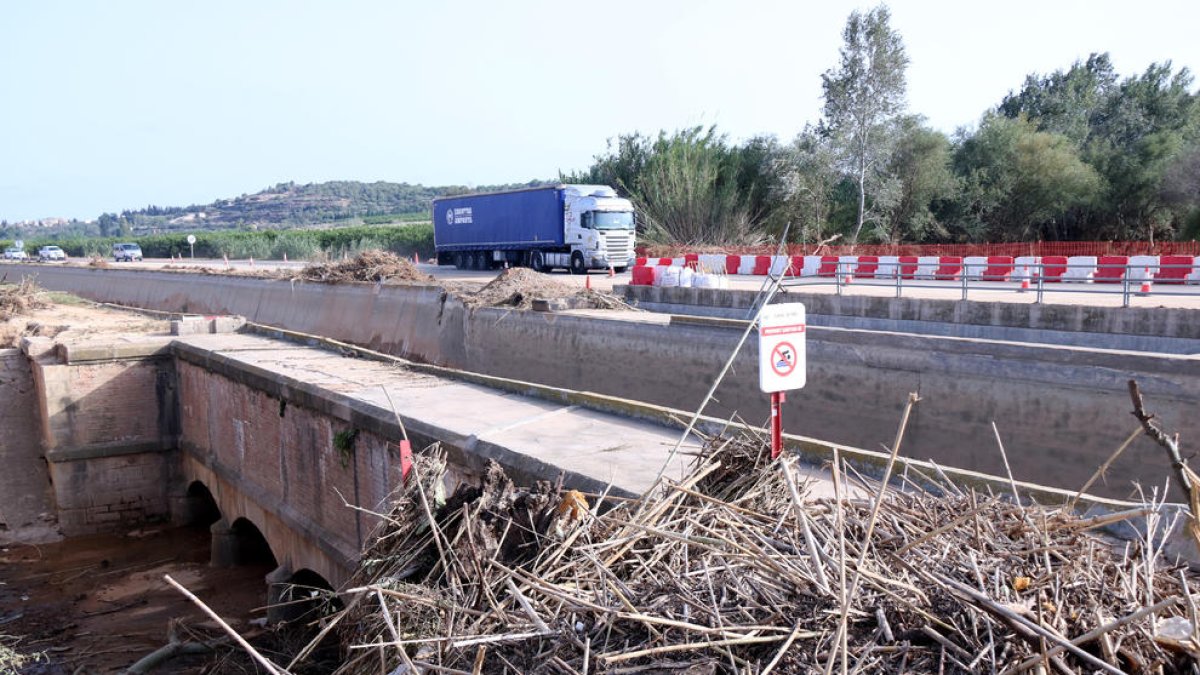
[585,275,591,290]
[608,265,615,278]
[414,252,420,265]
[1018,266,1030,292]
[1139,267,1152,295]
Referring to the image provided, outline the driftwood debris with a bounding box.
[270,427,1200,674]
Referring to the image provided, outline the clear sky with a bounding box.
[2,0,1197,221]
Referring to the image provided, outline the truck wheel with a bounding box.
[530,251,545,273]
[569,252,586,275]
[453,252,464,269]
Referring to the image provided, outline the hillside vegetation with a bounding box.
[0,180,548,239]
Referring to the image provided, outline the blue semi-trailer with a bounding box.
[432,184,636,274]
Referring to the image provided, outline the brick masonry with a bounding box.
[177,360,411,584]
[31,349,179,537]
[0,350,56,542]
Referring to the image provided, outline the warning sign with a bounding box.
[770,341,797,376]
[759,304,806,393]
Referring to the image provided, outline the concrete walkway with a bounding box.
[172,332,838,499]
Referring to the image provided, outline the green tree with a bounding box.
[632,127,758,245]
[954,115,1102,241]
[999,53,1117,146]
[772,126,841,245]
[820,4,909,247]
[876,116,957,243]
[564,126,782,245]
[1161,143,1200,238]
[1000,55,1199,241]
[97,212,119,237]
[1085,63,1197,240]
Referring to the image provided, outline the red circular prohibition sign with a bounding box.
[770,341,797,377]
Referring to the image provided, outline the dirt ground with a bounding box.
[0,291,270,673]
[0,526,275,673]
[0,286,168,349]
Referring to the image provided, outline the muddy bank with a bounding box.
[0,525,273,673]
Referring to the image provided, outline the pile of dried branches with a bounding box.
[0,277,49,321]
[292,251,432,284]
[458,268,634,311]
[282,430,1200,674]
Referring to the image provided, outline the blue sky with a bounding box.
[2,0,1197,221]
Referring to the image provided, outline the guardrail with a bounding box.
[783,261,1200,308]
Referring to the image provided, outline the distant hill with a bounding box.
[115,180,550,234]
[0,179,550,238]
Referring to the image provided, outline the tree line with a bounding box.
[565,7,1199,247]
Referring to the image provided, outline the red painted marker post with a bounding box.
[770,391,786,459]
[758,304,807,460]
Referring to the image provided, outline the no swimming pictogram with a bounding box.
[770,341,797,377]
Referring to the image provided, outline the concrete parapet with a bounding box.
[622,284,1200,344]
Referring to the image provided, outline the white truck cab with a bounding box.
[556,185,636,273]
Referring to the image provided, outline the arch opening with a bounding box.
[227,517,278,568]
[182,481,222,529]
[275,568,343,623]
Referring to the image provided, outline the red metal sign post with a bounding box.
[770,391,786,459]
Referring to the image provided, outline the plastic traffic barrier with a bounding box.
[876,255,899,278]
[630,265,655,285]
[1093,255,1128,283]
[915,256,940,279]
[752,255,772,275]
[963,256,988,280]
[768,255,790,276]
[1062,256,1098,283]
[788,255,805,276]
[1041,256,1068,282]
[817,256,840,277]
[1126,256,1159,284]
[1013,256,1039,281]
[981,256,1015,281]
[899,256,920,279]
[725,255,741,275]
[697,254,726,274]
[855,256,879,278]
[1158,255,1194,284]
[801,256,822,277]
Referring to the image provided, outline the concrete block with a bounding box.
[171,317,208,336]
[210,315,246,333]
[19,336,56,359]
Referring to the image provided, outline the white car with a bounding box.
[112,242,143,262]
[3,247,27,260]
[38,245,67,262]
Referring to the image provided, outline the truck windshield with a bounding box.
[591,211,634,230]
